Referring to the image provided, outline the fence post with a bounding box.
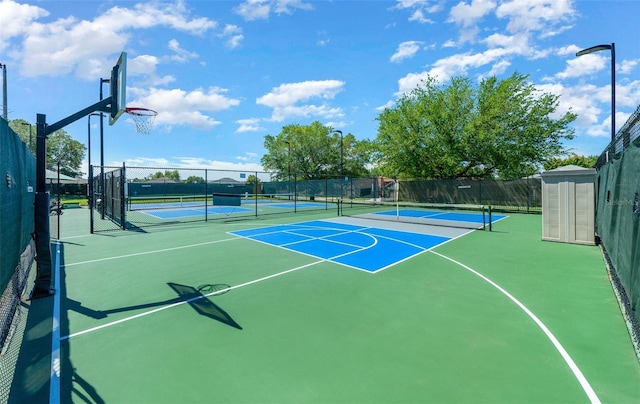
[89,165,94,233]
[121,162,126,230]
[205,169,208,222]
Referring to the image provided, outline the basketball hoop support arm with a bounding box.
[31,96,112,298]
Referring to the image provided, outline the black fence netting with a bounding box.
[0,119,36,402]
[90,166,344,233]
[396,178,540,211]
[595,104,640,359]
[89,164,541,234]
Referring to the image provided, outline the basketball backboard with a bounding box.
[109,52,127,125]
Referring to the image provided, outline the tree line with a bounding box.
[262,72,596,180]
[9,72,596,181]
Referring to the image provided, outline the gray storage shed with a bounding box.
[541,165,596,245]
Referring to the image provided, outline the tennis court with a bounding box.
[10,207,640,403]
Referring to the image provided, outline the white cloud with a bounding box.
[256,80,345,121]
[122,156,264,172]
[448,0,496,27]
[390,41,424,63]
[485,59,511,77]
[397,71,433,95]
[556,44,582,56]
[394,0,438,24]
[168,39,199,63]
[128,55,176,87]
[496,0,576,34]
[14,2,216,79]
[616,80,640,109]
[234,0,313,21]
[128,87,241,129]
[0,0,48,53]
[236,152,258,162]
[236,118,265,132]
[555,53,607,80]
[219,24,244,49]
[619,59,639,75]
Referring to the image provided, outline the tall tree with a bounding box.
[374,73,577,179]
[261,121,372,181]
[8,118,86,178]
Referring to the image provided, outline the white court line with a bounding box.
[61,260,326,341]
[50,242,61,404]
[430,250,601,404]
[63,236,240,268]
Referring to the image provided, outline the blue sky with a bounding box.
[1,0,639,178]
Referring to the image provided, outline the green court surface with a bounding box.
[10,208,640,403]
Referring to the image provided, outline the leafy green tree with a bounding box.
[374,73,577,179]
[148,170,180,181]
[543,154,597,170]
[9,118,86,178]
[184,176,205,183]
[261,121,372,181]
[245,174,262,193]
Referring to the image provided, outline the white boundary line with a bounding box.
[63,237,239,268]
[61,260,325,341]
[430,250,601,404]
[50,242,61,404]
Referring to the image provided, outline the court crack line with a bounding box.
[430,250,600,404]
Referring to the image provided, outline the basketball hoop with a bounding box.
[125,107,157,135]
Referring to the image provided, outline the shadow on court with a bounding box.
[168,283,242,330]
[64,283,241,330]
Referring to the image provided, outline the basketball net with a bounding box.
[125,107,158,135]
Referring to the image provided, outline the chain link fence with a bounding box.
[88,164,540,233]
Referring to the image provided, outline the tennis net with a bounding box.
[128,195,211,211]
[339,199,500,230]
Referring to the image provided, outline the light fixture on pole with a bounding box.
[576,43,616,143]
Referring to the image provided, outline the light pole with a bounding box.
[576,43,616,143]
[1,63,7,120]
[21,122,32,151]
[332,129,344,200]
[87,113,100,206]
[99,78,110,219]
[333,130,343,178]
[88,113,101,174]
[285,140,291,193]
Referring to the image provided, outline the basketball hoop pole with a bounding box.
[32,51,127,299]
[32,96,114,299]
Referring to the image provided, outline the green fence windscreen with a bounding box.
[0,118,36,398]
[596,146,640,327]
[0,119,35,294]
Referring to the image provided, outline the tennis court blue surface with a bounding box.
[142,206,252,219]
[376,209,506,223]
[231,220,450,272]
